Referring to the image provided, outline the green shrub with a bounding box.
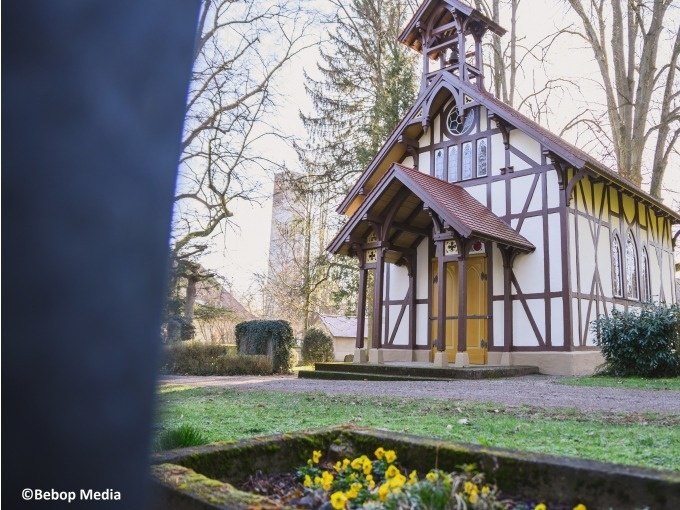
[235,320,296,373]
[301,328,335,364]
[592,303,680,378]
[157,425,208,451]
[160,342,273,376]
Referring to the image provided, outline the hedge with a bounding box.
[235,319,296,373]
[302,328,335,364]
[592,303,680,378]
[160,342,273,376]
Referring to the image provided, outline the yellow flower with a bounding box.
[334,461,342,472]
[408,470,418,484]
[464,481,476,494]
[378,483,390,501]
[481,485,491,496]
[303,475,312,488]
[342,459,351,469]
[469,490,479,504]
[534,504,547,510]
[385,465,400,479]
[330,491,347,510]
[374,447,385,460]
[362,459,372,475]
[384,450,397,464]
[368,479,376,489]
[389,473,406,490]
[321,471,334,491]
[312,450,322,464]
[573,505,586,510]
[346,483,362,499]
[426,471,438,482]
[350,455,369,470]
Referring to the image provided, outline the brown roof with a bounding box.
[328,163,535,254]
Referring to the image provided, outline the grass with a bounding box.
[559,376,680,391]
[156,387,680,471]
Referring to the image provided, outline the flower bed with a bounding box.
[150,426,680,510]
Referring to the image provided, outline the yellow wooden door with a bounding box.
[466,257,488,364]
[430,261,458,362]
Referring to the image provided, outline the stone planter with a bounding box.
[150,425,680,509]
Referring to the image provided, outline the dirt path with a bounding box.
[160,374,680,415]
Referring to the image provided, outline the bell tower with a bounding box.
[398,0,506,94]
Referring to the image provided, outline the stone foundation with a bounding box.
[488,350,604,375]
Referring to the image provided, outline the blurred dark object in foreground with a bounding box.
[3,1,199,508]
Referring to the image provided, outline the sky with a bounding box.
[198,0,679,306]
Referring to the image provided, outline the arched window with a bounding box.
[625,231,639,300]
[612,234,623,297]
[640,246,651,301]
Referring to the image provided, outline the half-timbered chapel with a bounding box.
[327,0,679,375]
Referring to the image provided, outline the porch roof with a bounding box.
[328,163,535,258]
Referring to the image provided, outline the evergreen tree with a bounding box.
[299,0,419,198]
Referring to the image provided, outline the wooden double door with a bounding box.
[430,256,488,364]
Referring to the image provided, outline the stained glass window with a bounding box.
[625,231,639,300]
[612,234,623,297]
[446,106,475,136]
[434,149,444,180]
[476,138,487,177]
[447,145,458,182]
[462,141,473,180]
[641,247,651,301]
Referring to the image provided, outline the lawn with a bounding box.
[559,376,680,391]
[156,386,680,471]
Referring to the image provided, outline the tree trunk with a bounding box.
[184,275,198,322]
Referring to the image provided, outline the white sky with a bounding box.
[200,1,679,304]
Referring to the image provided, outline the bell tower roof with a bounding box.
[399,0,506,54]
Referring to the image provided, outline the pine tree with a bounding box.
[299,0,419,198]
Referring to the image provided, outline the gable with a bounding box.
[337,74,679,224]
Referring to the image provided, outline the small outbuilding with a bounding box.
[319,315,368,361]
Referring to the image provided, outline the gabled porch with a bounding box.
[328,163,534,367]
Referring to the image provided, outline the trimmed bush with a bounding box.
[161,342,273,376]
[592,303,680,378]
[301,328,335,364]
[235,320,296,373]
[157,425,208,451]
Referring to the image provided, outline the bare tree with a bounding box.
[168,0,314,334]
[563,0,679,196]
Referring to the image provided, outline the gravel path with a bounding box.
[160,374,680,415]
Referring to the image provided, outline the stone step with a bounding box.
[311,362,539,380]
[296,370,443,382]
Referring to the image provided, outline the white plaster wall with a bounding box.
[491,181,505,216]
[492,301,504,348]
[490,133,505,176]
[547,213,562,292]
[416,239,429,300]
[546,170,560,209]
[528,177,542,212]
[661,251,671,301]
[569,213,578,290]
[388,305,409,345]
[649,246,661,300]
[509,130,541,166]
[512,301,538,346]
[550,298,564,346]
[572,298,580,346]
[416,303,428,346]
[514,216,544,294]
[597,226,612,297]
[510,174,535,214]
[419,127,431,148]
[479,106,488,131]
[402,156,414,168]
[389,264,409,300]
[577,215,596,293]
[418,153,430,174]
[466,184,486,206]
[333,338,355,361]
[527,299,546,343]
[509,151,531,172]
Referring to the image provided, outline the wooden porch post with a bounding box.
[356,267,367,349]
[372,247,385,350]
[408,257,417,350]
[458,251,467,353]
